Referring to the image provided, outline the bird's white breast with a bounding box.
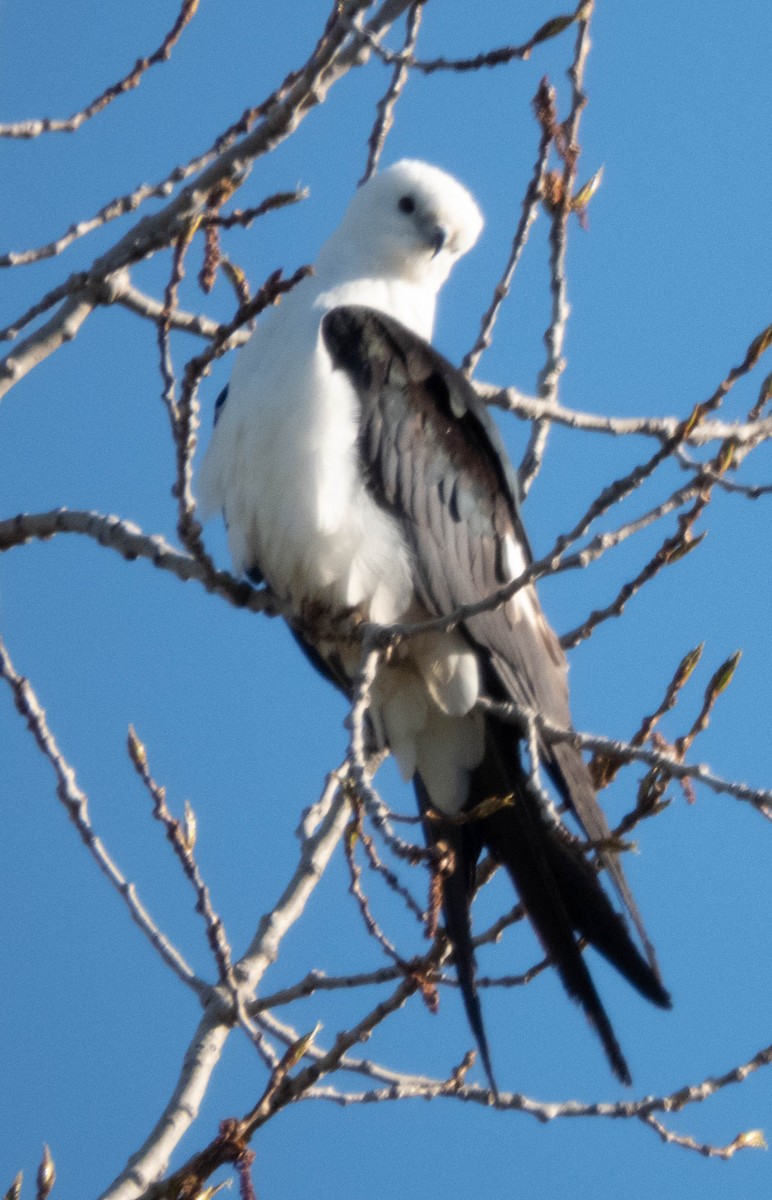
[198,293,414,625]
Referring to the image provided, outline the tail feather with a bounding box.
[438,825,498,1094]
[416,719,669,1087]
[416,780,498,1094]
[549,740,666,987]
[536,822,671,1009]
[481,796,634,1085]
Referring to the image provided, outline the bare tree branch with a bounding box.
[99,772,351,1200]
[0,0,202,139]
[477,382,772,447]
[0,0,415,399]
[344,5,584,75]
[478,696,772,816]
[360,0,425,184]
[0,508,272,614]
[462,79,553,379]
[521,0,594,495]
[0,635,203,994]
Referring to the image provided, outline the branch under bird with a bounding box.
[199,159,670,1090]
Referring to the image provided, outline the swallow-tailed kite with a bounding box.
[199,160,670,1088]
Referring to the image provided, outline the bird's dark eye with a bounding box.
[398,195,416,214]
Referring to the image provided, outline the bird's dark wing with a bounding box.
[322,305,669,1086]
[321,306,627,847]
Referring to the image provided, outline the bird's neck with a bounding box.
[311,238,439,340]
[312,272,437,341]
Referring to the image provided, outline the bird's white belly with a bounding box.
[215,338,414,626]
[199,315,485,816]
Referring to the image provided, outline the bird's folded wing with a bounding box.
[322,304,661,974]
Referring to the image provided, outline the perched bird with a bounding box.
[199,159,670,1088]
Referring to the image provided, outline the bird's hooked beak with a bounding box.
[429,223,449,257]
[432,226,449,260]
[418,215,449,258]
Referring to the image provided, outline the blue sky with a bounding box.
[2,1,771,1197]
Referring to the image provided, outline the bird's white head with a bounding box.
[320,159,484,291]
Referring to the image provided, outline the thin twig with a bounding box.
[127,727,235,985]
[521,3,595,495]
[462,79,553,378]
[0,0,416,398]
[110,276,231,340]
[0,0,202,139]
[638,1112,767,1160]
[127,725,279,1071]
[360,1,425,184]
[297,1037,772,1164]
[591,644,704,793]
[0,507,274,613]
[344,806,405,964]
[141,971,424,1200]
[345,5,584,75]
[99,769,350,1200]
[477,695,772,816]
[477,382,772,447]
[0,635,203,994]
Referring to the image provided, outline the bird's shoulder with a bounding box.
[321,304,525,538]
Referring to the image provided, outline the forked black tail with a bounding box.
[418,718,670,1091]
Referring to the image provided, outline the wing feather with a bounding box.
[323,305,570,745]
[322,305,661,974]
